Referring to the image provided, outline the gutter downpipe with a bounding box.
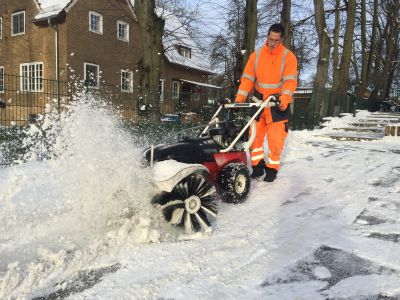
[48,17,60,113]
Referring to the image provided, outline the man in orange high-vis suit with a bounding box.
[235,23,298,182]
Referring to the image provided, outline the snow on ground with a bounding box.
[1,100,400,299]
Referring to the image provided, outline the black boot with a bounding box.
[250,160,265,178]
[264,167,278,182]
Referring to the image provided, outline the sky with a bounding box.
[1,91,400,298]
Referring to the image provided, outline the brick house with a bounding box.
[0,0,219,125]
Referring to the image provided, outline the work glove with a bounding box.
[219,98,231,106]
[219,98,239,114]
[278,95,291,111]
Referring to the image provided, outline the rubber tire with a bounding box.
[217,163,250,204]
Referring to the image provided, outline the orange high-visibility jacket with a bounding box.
[235,43,298,122]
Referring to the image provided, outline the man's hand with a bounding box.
[278,96,290,111]
[219,98,231,106]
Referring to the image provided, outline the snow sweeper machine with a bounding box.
[143,95,279,234]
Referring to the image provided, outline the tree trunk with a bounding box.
[242,0,258,65]
[313,0,331,88]
[370,0,400,101]
[313,0,331,120]
[365,0,379,95]
[385,47,399,99]
[357,0,368,97]
[280,0,292,50]
[135,0,165,122]
[233,2,244,90]
[323,0,341,118]
[233,0,257,90]
[352,39,360,84]
[332,0,356,98]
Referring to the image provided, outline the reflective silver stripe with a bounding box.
[237,90,249,96]
[251,147,264,152]
[251,154,264,161]
[280,48,289,79]
[268,158,280,164]
[254,48,261,74]
[282,89,293,96]
[242,74,255,82]
[283,74,297,81]
[257,82,282,89]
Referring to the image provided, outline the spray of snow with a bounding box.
[0,89,171,298]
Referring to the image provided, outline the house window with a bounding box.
[121,70,133,92]
[180,47,191,58]
[117,21,129,42]
[0,17,3,39]
[84,63,100,88]
[20,62,43,92]
[11,11,25,36]
[89,11,103,34]
[159,79,165,102]
[0,67,4,93]
[172,81,180,99]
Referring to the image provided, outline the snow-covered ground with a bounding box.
[1,97,400,299]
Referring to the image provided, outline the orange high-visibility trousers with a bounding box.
[249,114,288,171]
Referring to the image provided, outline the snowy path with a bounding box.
[1,111,400,299]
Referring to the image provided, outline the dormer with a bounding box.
[176,45,191,59]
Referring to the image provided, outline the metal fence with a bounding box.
[309,86,380,126]
[0,74,218,129]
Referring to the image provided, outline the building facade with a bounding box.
[0,0,219,125]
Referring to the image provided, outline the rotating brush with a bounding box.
[153,173,217,233]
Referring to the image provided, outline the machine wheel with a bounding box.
[217,163,250,204]
[152,173,217,234]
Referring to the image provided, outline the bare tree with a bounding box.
[356,0,368,97]
[313,0,331,88]
[281,0,293,50]
[365,0,379,95]
[331,0,341,85]
[210,0,246,97]
[369,0,400,101]
[312,0,332,119]
[233,0,258,90]
[331,0,356,100]
[135,0,165,121]
[242,0,258,65]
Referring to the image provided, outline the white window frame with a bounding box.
[11,11,25,36]
[84,62,100,88]
[20,62,44,92]
[117,20,129,42]
[0,17,3,39]
[121,69,133,92]
[172,81,180,99]
[89,11,103,34]
[0,66,4,93]
[159,79,165,102]
[181,48,191,58]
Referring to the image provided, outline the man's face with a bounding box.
[266,31,282,51]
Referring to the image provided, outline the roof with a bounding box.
[34,0,74,20]
[34,0,135,20]
[158,9,213,74]
[34,1,213,74]
[180,79,221,89]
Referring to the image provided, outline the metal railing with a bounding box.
[309,86,379,126]
[0,74,219,129]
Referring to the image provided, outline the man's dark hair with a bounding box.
[268,23,285,38]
